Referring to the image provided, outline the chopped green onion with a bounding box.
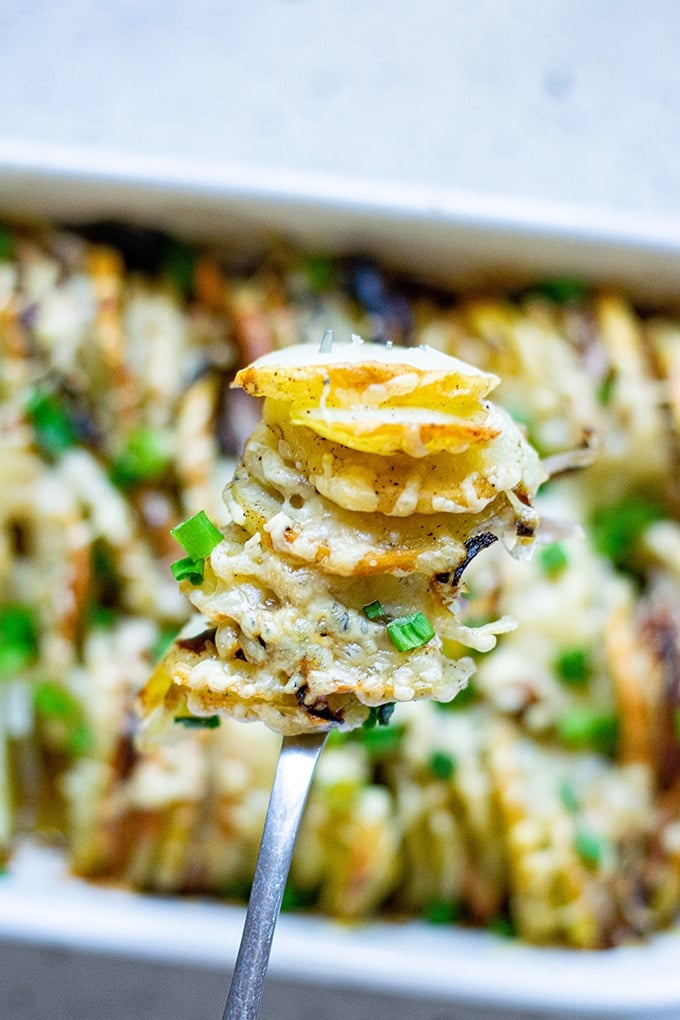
[163,240,195,297]
[596,369,616,407]
[65,722,94,757]
[554,647,591,687]
[487,913,517,939]
[110,426,170,488]
[363,703,395,728]
[170,510,223,559]
[26,388,77,459]
[558,780,581,814]
[386,612,435,652]
[557,708,619,755]
[34,680,93,757]
[174,714,221,729]
[34,681,78,719]
[363,600,384,621]
[429,750,456,781]
[424,898,462,925]
[574,828,608,868]
[0,605,38,676]
[590,496,665,568]
[171,556,205,585]
[525,277,589,304]
[363,604,435,651]
[88,605,118,629]
[301,253,337,293]
[538,542,569,579]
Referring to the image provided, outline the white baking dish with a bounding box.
[2,143,680,1020]
[2,841,680,1020]
[2,139,680,303]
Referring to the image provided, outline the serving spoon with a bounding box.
[222,730,329,1020]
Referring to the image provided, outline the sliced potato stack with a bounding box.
[140,338,545,737]
[488,720,659,948]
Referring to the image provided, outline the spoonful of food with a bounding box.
[137,331,545,1018]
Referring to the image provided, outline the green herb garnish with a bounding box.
[301,253,337,293]
[171,555,205,585]
[163,240,195,297]
[386,612,435,652]
[538,542,569,579]
[363,603,436,652]
[554,647,592,687]
[429,750,456,780]
[34,680,93,757]
[363,600,384,620]
[590,495,665,569]
[424,898,462,925]
[0,605,38,676]
[557,708,619,755]
[487,913,517,939]
[364,703,395,728]
[169,510,223,586]
[574,828,608,868]
[558,780,581,814]
[34,682,77,720]
[26,388,77,459]
[87,605,118,630]
[596,369,616,407]
[110,426,170,488]
[525,277,589,304]
[174,715,221,729]
[170,510,223,559]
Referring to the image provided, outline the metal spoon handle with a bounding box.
[222,731,328,1020]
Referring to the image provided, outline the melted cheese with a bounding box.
[139,340,544,737]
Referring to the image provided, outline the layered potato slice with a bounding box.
[488,720,659,948]
[139,534,478,736]
[234,339,498,408]
[227,419,528,576]
[140,339,545,738]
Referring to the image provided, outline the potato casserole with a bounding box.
[2,221,680,949]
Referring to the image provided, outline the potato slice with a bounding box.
[141,340,542,738]
[288,404,501,457]
[234,338,499,408]
[268,416,542,517]
[227,429,513,577]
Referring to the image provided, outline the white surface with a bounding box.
[1,1,680,226]
[2,841,680,1018]
[2,143,680,310]
[1,48,680,1012]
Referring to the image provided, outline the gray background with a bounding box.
[1,4,680,1018]
[1,0,679,224]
